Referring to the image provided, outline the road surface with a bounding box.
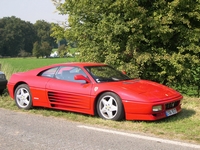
[0,108,200,150]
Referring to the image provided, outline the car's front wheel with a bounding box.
[97,92,124,121]
[14,84,32,110]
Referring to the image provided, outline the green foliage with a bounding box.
[0,17,58,57]
[58,44,67,57]
[41,42,52,57]
[0,16,37,56]
[18,50,31,57]
[32,42,41,58]
[52,0,200,95]
[34,20,56,47]
[50,23,65,41]
[32,41,52,58]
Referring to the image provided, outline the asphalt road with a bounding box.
[0,108,200,150]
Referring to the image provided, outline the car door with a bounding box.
[30,67,59,107]
[45,66,94,114]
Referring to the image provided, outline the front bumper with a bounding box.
[123,97,182,121]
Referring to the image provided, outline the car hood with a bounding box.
[105,79,182,102]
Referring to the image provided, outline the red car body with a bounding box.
[7,62,183,121]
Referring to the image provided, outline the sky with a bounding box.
[0,0,68,24]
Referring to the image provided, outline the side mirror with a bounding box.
[74,74,90,83]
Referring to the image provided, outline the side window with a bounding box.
[39,67,58,78]
[56,66,87,83]
[55,66,73,79]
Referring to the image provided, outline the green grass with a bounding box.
[0,57,78,79]
[1,58,200,144]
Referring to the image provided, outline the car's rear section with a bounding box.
[7,73,22,99]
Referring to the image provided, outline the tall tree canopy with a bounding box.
[0,16,37,56]
[34,20,57,48]
[0,17,56,57]
[52,0,200,90]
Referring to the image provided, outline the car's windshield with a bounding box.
[85,65,130,83]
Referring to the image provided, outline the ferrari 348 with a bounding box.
[7,62,183,121]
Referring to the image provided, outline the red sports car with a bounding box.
[7,62,183,121]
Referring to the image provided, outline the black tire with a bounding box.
[14,84,32,110]
[97,92,124,121]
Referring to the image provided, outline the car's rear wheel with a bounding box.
[15,84,32,110]
[97,92,124,121]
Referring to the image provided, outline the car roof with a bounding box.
[50,62,106,67]
[19,62,107,76]
[16,62,106,76]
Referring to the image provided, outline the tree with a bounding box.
[51,23,65,47]
[52,0,200,91]
[34,20,57,48]
[40,42,52,57]
[32,41,52,58]
[0,16,37,56]
[32,42,41,58]
[18,50,31,57]
[57,44,67,57]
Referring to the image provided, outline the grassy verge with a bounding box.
[1,58,200,144]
